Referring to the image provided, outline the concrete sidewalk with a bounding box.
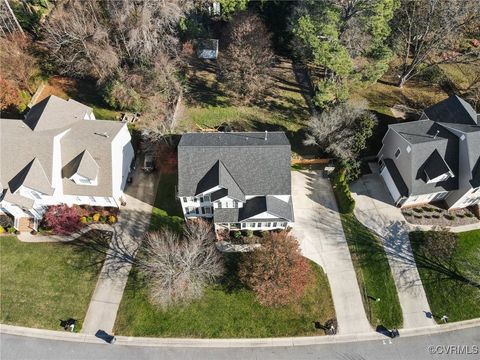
[350,174,436,329]
[291,170,372,335]
[81,166,157,335]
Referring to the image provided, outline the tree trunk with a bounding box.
[397,75,407,88]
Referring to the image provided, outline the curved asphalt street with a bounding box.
[2,327,479,360]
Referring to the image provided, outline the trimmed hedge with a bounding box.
[331,169,355,214]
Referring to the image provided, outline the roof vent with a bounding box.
[94,132,109,138]
[433,130,440,139]
[264,130,268,141]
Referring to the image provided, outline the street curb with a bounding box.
[1,319,479,348]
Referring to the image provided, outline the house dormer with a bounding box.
[423,149,454,184]
[64,150,99,186]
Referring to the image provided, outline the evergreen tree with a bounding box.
[291,0,398,108]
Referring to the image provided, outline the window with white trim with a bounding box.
[394,148,401,158]
[204,194,210,202]
[257,222,261,227]
[266,222,271,227]
[79,178,92,184]
[104,197,111,204]
[89,196,96,202]
[251,223,256,228]
[241,223,246,228]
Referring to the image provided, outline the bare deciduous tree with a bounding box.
[304,99,376,161]
[137,219,224,307]
[393,0,480,87]
[0,33,38,94]
[218,11,275,104]
[104,0,194,63]
[42,0,119,81]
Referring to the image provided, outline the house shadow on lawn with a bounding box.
[248,119,321,157]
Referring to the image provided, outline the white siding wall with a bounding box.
[111,124,134,200]
[402,191,449,207]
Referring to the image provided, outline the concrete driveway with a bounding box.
[291,170,372,335]
[82,156,158,335]
[350,173,436,329]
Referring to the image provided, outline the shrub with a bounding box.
[424,214,431,219]
[331,169,355,213]
[261,230,270,238]
[239,231,312,306]
[8,227,16,233]
[102,78,143,112]
[42,205,83,235]
[403,211,412,217]
[457,213,465,219]
[100,215,107,223]
[245,230,254,238]
[0,226,4,233]
[108,215,117,224]
[93,213,100,222]
[414,214,422,219]
[233,231,242,239]
[86,216,93,223]
[80,216,88,224]
[413,208,424,213]
[444,214,455,220]
[432,214,440,219]
[423,207,434,212]
[465,213,474,218]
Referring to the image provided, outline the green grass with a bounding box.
[410,229,480,323]
[341,213,403,328]
[114,257,335,338]
[331,170,355,214]
[178,59,312,155]
[150,172,183,232]
[0,232,108,330]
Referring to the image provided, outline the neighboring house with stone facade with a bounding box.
[177,132,294,231]
[0,95,135,232]
[378,95,480,210]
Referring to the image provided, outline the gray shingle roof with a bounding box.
[178,132,291,197]
[8,158,53,195]
[63,150,99,181]
[424,95,477,125]
[423,149,452,181]
[384,159,409,198]
[212,196,294,223]
[24,96,93,131]
[0,95,128,208]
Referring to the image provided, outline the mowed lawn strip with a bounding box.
[340,213,403,329]
[0,232,108,330]
[114,257,335,338]
[149,172,183,232]
[410,229,480,323]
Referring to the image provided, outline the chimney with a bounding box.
[264,130,268,141]
[433,130,440,139]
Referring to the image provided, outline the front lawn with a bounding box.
[341,214,403,329]
[0,231,109,330]
[410,229,480,323]
[114,256,335,338]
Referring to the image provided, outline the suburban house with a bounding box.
[0,95,135,232]
[177,131,294,231]
[378,95,480,210]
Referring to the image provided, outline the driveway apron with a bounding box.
[350,174,436,329]
[291,170,372,335]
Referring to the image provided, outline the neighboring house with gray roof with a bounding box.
[177,131,294,231]
[378,95,480,210]
[0,95,134,232]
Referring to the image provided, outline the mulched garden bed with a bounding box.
[402,205,479,226]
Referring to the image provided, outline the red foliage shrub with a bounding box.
[42,205,83,235]
[239,231,312,306]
